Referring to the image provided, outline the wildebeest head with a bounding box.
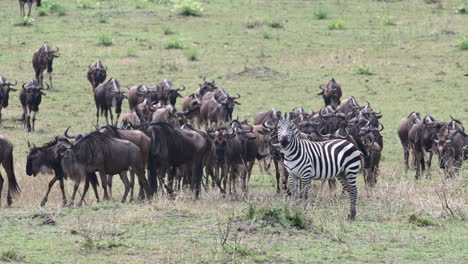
[23,80,48,111]
[106,79,126,115]
[0,77,18,108]
[41,45,59,72]
[318,78,342,109]
[198,79,217,97]
[220,93,241,121]
[167,86,185,106]
[208,127,236,164]
[26,137,70,177]
[88,59,107,88]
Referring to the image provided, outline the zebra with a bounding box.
[276,114,361,220]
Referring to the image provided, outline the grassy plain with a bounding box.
[0,0,467,263]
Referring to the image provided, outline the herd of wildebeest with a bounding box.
[0,44,466,218]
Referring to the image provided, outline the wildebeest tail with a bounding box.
[36,0,42,7]
[7,153,21,197]
[88,173,99,187]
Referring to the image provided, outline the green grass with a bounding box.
[77,0,95,9]
[328,19,345,30]
[173,0,203,16]
[183,47,198,61]
[458,37,468,49]
[36,6,48,16]
[14,17,34,26]
[262,30,272,39]
[135,0,149,9]
[0,0,467,263]
[424,0,438,3]
[165,38,184,49]
[357,65,374,75]
[97,14,108,23]
[267,20,284,29]
[98,32,113,46]
[313,8,328,20]
[42,0,67,16]
[163,25,175,35]
[382,15,396,26]
[455,1,467,13]
[0,250,25,262]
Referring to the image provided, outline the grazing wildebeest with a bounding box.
[94,126,151,201]
[32,44,59,89]
[94,78,127,126]
[19,0,41,17]
[0,134,20,206]
[55,130,150,204]
[434,123,466,178]
[0,77,18,126]
[408,115,442,180]
[26,137,100,206]
[87,59,107,89]
[317,78,342,109]
[397,112,421,172]
[138,123,208,198]
[19,80,48,132]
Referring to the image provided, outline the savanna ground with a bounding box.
[0,0,467,263]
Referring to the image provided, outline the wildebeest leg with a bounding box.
[104,108,110,125]
[118,171,131,203]
[69,182,80,207]
[48,71,53,90]
[147,161,157,197]
[59,178,67,206]
[95,105,100,126]
[89,176,100,203]
[107,174,114,200]
[78,179,91,207]
[403,145,410,173]
[414,151,423,180]
[194,161,203,199]
[0,172,3,206]
[27,1,32,17]
[31,111,36,132]
[40,176,60,207]
[19,1,23,17]
[425,151,433,180]
[129,169,135,202]
[109,109,114,127]
[274,160,281,193]
[99,172,110,200]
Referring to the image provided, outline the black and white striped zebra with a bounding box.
[276,115,361,220]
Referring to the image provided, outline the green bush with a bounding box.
[313,8,328,20]
[165,39,184,49]
[245,205,309,229]
[97,14,108,23]
[98,33,113,46]
[163,26,175,35]
[173,0,203,16]
[1,250,25,262]
[408,213,437,227]
[455,1,467,13]
[77,0,95,9]
[184,48,198,61]
[458,37,468,50]
[328,20,345,30]
[262,30,272,39]
[36,6,48,16]
[127,47,137,57]
[357,65,374,75]
[246,20,260,29]
[267,20,283,29]
[382,15,396,26]
[43,0,67,16]
[14,17,34,26]
[136,0,149,9]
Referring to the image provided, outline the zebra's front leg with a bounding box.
[289,173,298,200]
[300,176,312,200]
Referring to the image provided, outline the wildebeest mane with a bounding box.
[99,125,124,139]
[71,131,116,164]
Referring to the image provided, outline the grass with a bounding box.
[424,0,438,3]
[42,0,67,16]
[357,65,374,75]
[313,8,328,20]
[98,32,113,46]
[36,6,48,16]
[267,20,284,29]
[458,37,468,49]
[0,250,25,262]
[135,0,149,9]
[455,1,467,13]
[77,0,95,9]
[246,20,261,29]
[163,25,175,35]
[97,14,108,23]
[382,15,396,26]
[0,0,466,263]
[173,0,203,16]
[14,17,34,26]
[165,38,184,49]
[262,30,272,39]
[328,19,345,30]
[183,47,198,61]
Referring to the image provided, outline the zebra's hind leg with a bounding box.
[336,173,358,221]
[299,176,312,200]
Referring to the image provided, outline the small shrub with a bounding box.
[136,0,149,9]
[382,15,396,26]
[163,26,175,35]
[0,250,25,262]
[262,30,272,39]
[43,0,67,16]
[36,6,48,16]
[313,8,328,20]
[246,203,256,220]
[357,65,374,75]
[246,20,260,29]
[458,37,468,50]
[82,236,95,251]
[328,20,345,30]
[455,1,467,13]
[184,48,198,61]
[165,39,184,49]
[97,14,108,23]
[408,213,437,227]
[173,0,203,16]
[127,47,137,57]
[267,20,283,29]
[77,0,95,9]
[14,17,34,26]
[285,209,308,230]
[98,32,113,46]
[424,0,438,3]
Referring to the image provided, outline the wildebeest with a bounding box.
[87,59,107,89]
[0,134,20,206]
[32,44,59,89]
[19,80,48,132]
[19,0,41,17]
[152,105,187,127]
[200,93,241,128]
[56,130,150,203]
[434,122,466,178]
[0,77,18,126]
[360,131,381,187]
[138,123,208,198]
[254,108,281,125]
[94,78,127,126]
[336,96,360,114]
[121,111,141,129]
[397,112,421,172]
[181,93,202,127]
[26,136,100,206]
[128,85,157,110]
[317,78,342,109]
[408,115,442,179]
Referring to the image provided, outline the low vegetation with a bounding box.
[14,16,34,26]
[173,0,203,17]
[328,19,345,30]
[183,47,198,61]
[313,8,328,20]
[165,38,184,49]
[357,65,374,75]
[97,32,113,46]
[458,37,468,50]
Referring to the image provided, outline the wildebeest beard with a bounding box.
[47,59,53,73]
[0,91,9,107]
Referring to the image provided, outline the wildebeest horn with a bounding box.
[242,124,253,133]
[374,109,382,115]
[104,65,108,70]
[378,122,385,131]
[8,80,18,86]
[263,119,276,129]
[232,93,241,99]
[64,127,75,139]
[55,47,59,53]
[93,124,99,131]
[176,86,186,92]
[22,82,28,89]
[27,141,31,148]
[41,83,50,90]
[88,64,93,70]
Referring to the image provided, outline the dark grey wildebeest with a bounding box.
[32,44,59,89]
[19,80,48,132]
[397,112,421,172]
[94,78,127,126]
[19,0,41,17]
[0,134,21,206]
[87,59,107,89]
[0,77,18,126]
